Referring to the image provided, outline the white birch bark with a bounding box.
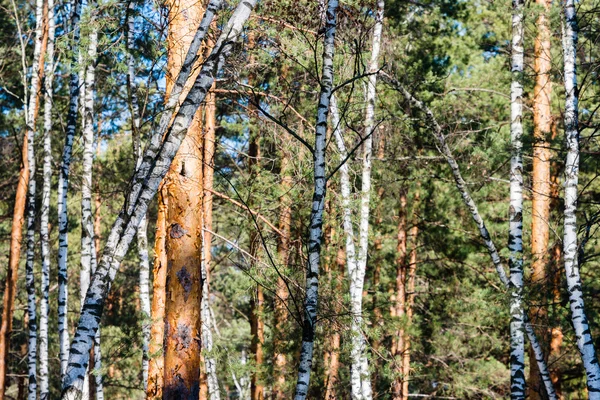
[293,1,338,399]
[561,1,600,395]
[125,2,151,390]
[58,0,83,377]
[382,73,559,400]
[60,1,253,397]
[201,222,221,400]
[24,0,45,396]
[80,8,98,398]
[508,1,525,397]
[39,0,55,397]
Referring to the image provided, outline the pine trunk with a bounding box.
[529,1,553,396]
[561,1,600,395]
[61,1,254,397]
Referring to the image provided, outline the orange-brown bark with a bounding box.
[272,147,292,400]
[391,190,408,399]
[530,2,553,394]
[0,137,29,399]
[147,186,168,400]
[324,244,344,400]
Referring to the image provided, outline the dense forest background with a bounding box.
[1,0,600,398]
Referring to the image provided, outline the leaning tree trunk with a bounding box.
[508,1,526,398]
[58,0,83,377]
[24,0,46,396]
[561,1,600,395]
[383,73,559,400]
[293,1,338,398]
[79,7,99,398]
[39,0,55,397]
[60,0,251,397]
[529,1,553,396]
[126,1,151,390]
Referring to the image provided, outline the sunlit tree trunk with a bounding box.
[39,0,55,397]
[200,84,220,400]
[530,1,553,396]
[293,2,337,397]
[58,0,83,377]
[61,0,252,397]
[324,244,344,400]
[561,1,600,395]
[161,0,206,396]
[23,0,46,396]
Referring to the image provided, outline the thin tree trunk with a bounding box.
[561,1,600,395]
[391,190,407,400]
[273,145,292,400]
[39,0,55,396]
[201,83,221,400]
[24,0,46,396]
[61,1,254,397]
[402,189,419,400]
[80,7,99,398]
[529,1,553,396]
[508,1,526,398]
[58,0,83,377]
[383,73,558,400]
[126,2,151,391]
[293,2,337,397]
[324,243,343,400]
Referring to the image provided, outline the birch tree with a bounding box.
[61,0,254,396]
[561,1,600,395]
[39,0,55,396]
[382,73,558,400]
[292,0,338,398]
[58,0,83,376]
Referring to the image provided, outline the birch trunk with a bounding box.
[58,0,83,377]
[80,8,99,398]
[508,1,526,397]
[24,0,46,396]
[61,0,253,397]
[561,1,600,395]
[126,2,151,390]
[293,1,337,398]
[39,0,55,396]
[383,73,558,400]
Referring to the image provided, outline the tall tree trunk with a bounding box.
[530,1,553,396]
[391,190,407,400]
[293,1,338,397]
[384,73,559,400]
[561,1,600,395]
[161,0,206,397]
[273,145,292,400]
[200,84,220,400]
[508,1,526,398]
[24,0,46,396]
[80,7,99,398]
[61,0,252,396]
[126,1,152,391]
[58,0,83,377]
[39,0,55,397]
[324,243,343,400]
[402,189,420,400]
